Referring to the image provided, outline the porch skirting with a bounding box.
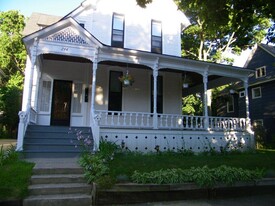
[100,128,254,153]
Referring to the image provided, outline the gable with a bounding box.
[45,27,89,46]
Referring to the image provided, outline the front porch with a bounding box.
[92,110,252,153]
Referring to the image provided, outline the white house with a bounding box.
[17,0,254,154]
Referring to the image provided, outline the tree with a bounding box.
[176,0,272,63]
[182,93,202,115]
[0,11,26,81]
[0,11,26,138]
[0,72,23,138]
[266,22,275,44]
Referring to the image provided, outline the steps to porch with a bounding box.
[23,158,92,206]
[22,125,92,158]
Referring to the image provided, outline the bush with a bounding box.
[79,140,120,188]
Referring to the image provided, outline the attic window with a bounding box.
[255,66,266,78]
[151,20,162,54]
[111,13,124,48]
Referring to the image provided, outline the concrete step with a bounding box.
[31,174,86,184]
[27,125,91,133]
[23,193,91,206]
[24,143,82,151]
[32,167,83,175]
[29,183,91,195]
[22,151,81,158]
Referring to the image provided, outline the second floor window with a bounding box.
[252,87,262,99]
[227,96,234,113]
[151,20,162,54]
[255,66,266,78]
[112,13,124,48]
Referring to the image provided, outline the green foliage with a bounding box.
[0,145,34,200]
[176,0,272,63]
[0,72,23,138]
[79,153,110,184]
[79,140,120,188]
[0,145,18,166]
[182,94,202,115]
[0,11,26,79]
[136,0,153,8]
[131,165,264,188]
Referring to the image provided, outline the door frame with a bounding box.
[50,80,72,126]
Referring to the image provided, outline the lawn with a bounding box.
[0,146,34,200]
[109,149,275,179]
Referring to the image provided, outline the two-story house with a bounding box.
[215,44,275,144]
[17,0,254,157]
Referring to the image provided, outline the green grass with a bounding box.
[0,160,34,200]
[0,146,34,201]
[109,149,275,179]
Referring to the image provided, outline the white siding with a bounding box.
[73,0,188,56]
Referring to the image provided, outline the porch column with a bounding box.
[203,70,209,129]
[153,58,159,129]
[26,39,38,112]
[90,52,98,122]
[243,78,251,131]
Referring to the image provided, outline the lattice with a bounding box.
[45,27,88,45]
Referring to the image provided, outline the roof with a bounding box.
[243,43,275,86]
[259,43,275,57]
[23,12,61,36]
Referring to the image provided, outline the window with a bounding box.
[253,119,264,127]
[111,13,124,48]
[227,95,234,113]
[151,75,163,113]
[255,66,266,78]
[39,80,51,112]
[151,20,162,54]
[108,71,123,111]
[239,90,245,98]
[252,87,262,99]
[72,83,83,113]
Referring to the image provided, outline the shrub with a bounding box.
[79,140,120,188]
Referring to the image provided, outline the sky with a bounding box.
[0,0,83,17]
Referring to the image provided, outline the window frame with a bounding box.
[252,87,262,99]
[39,79,52,113]
[239,90,245,98]
[255,66,266,79]
[151,20,162,54]
[111,13,125,48]
[72,82,83,114]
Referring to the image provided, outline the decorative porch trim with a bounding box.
[45,27,89,45]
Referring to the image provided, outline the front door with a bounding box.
[51,80,72,126]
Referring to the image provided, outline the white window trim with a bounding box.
[239,90,245,98]
[255,66,266,79]
[38,78,53,114]
[71,82,83,115]
[253,119,264,127]
[252,87,262,99]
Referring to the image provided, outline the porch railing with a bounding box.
[16,107,37,151]
[94,110,247,131]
